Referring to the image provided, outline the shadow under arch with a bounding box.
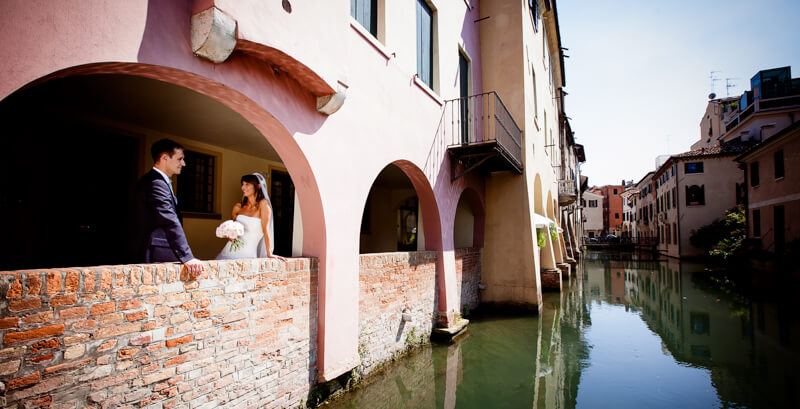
[391,160,443,251]
[3,62,326,260]
[453,185,486,249]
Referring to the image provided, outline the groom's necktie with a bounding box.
[166,178,178,207]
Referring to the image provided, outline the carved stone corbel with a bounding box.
[191,7,237,63]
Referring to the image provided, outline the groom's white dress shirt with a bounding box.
[152,167,177,205]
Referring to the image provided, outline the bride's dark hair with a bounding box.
[241,174,265,206]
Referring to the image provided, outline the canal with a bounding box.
[322,251,800,409]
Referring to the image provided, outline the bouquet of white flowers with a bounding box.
[216,220,245,252]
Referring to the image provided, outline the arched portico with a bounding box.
[452,186,486,249]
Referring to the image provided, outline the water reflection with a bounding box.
[323,252,800,409]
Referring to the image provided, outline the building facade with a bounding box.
[737,121,800,260]
[0,1,585,407]
[582,189,604,238]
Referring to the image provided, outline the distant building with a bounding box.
[620,186,638,238]
[598,184,625,236]
[634,172,656,241]
[653,146,746,258]
[736,120,800,260]
[691,96,739,150]
[582,189,604,238]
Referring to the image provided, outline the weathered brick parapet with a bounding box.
[358,251,437,375]
[454,248,482,314]
[357,249,482,376]
[0,259,317,409]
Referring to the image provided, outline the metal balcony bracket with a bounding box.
[451,152,493,181]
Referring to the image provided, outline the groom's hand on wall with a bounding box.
[184,258,205,278]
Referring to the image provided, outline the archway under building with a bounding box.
[452,187,485,249]
[0,72,307,269]
[359,163,444,254]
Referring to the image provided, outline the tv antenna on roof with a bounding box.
[709,71,721,95]
[726,78,739,97]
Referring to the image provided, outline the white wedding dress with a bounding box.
[216,215,264,260]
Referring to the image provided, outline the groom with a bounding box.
[133,139,204,276]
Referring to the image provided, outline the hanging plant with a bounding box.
[536,228,547,248]
[549,224,558,241]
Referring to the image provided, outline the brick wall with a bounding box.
[454,248,481,314]
[0,259,317,409]
[358,252,437,375]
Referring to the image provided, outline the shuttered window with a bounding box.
[416,0,433,88]
[351,0,378,37]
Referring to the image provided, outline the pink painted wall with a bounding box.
[0,0,485,381]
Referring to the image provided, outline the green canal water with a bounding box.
[323,252,800,409]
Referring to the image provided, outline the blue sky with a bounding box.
[558,0,800,186]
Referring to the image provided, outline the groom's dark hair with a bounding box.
[151,139,184,162]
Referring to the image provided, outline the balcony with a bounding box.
[725,93,800,133]
[445,92,523,180]
[558,179,577,205]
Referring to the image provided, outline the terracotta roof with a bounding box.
[653,143,752,177]
[672,143,751,159]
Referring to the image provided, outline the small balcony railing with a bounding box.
[445,91,523,178]
[558,179,577,205]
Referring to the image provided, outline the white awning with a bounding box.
[534,214,564,232]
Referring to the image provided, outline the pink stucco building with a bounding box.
[0,1,582,407]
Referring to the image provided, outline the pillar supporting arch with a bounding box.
[391,160,459,326]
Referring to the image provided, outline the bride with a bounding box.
[216,173,285,260]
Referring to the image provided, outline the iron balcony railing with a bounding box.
[445,91,523,171]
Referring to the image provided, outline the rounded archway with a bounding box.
[453,187,485,249]
[0,65,324,269]
[359,161,443,254]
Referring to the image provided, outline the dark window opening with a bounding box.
[177,150,216,214]
[774,149,784,179]
[752,209,761,237]
[416,0,434,89]
[351,0,378,37]
[750,162,760,187]
[686,185,705,206]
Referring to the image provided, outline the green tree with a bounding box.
[689,206,745,260]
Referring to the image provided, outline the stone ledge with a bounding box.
[431,318,469,342]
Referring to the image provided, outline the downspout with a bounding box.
[739,161,749,241]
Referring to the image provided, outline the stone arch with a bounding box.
[453,186,486,249]
[546,190,554,219]
[0,63,325,263]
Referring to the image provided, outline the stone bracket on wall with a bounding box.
[191,7,237,64]
[190,6,347,115]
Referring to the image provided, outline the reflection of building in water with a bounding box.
[628,259,800,407]
[534,263,589,409]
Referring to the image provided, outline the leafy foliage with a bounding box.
[537,228,547,247]
[689,206,746,260]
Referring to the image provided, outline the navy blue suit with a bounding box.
[133,169,194,263]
